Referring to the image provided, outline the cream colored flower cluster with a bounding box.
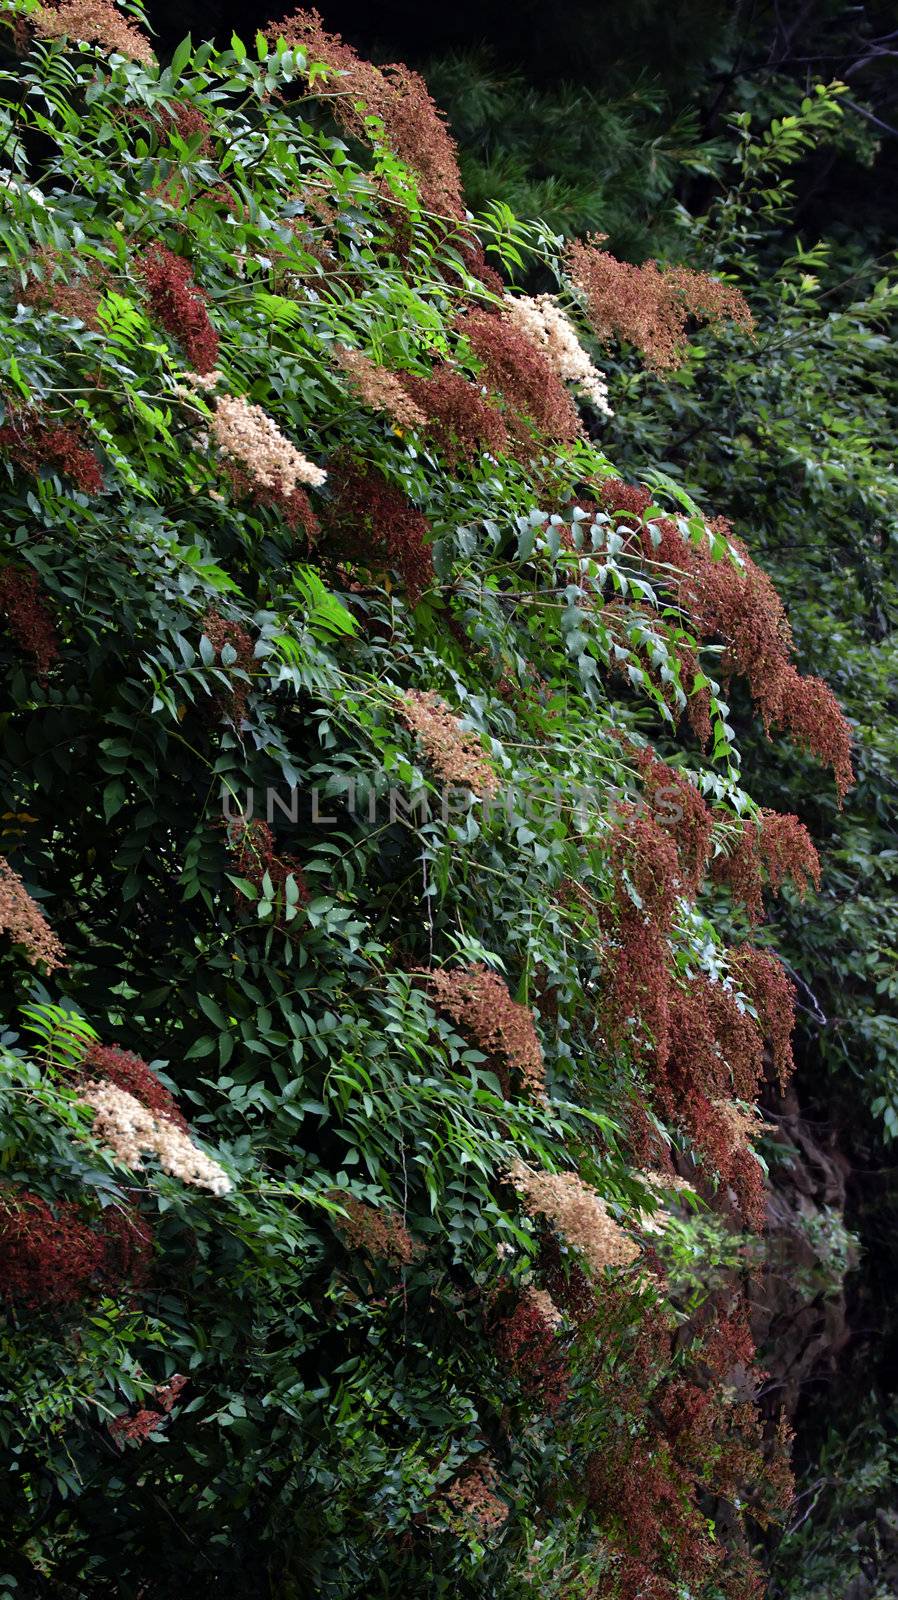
[508,1161,639,1273]
[526,1285,564,1331]
[398,690,500,798]
[503,292,613,417]
[209,391,327,493]
[712,1099,775,1152]
[333,346,427,431]
[81,1080,232,1196]
[443,1459,508,1536]
[0,854,65,972]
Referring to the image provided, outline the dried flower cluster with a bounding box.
[503,292,613,416]
[443,1460,509,1535]
[711,1098,774,1154]
[0,409,103,494]
[157,100,213,154]
[81,1079,232,1196]
[733,944,796,1088]
[567,238,753,371]
[399,691,500,799]
[21,252,107,330]
[224,814,310,916]
[647,977,778,1227]
[488,1287,568,1411]
[632,743,714,895]
[222,458,320,541]
[600,479,854,796]
[322,457,435,604]
[0,1190,151,1307]
[208,390,326,498]
[109,1373,188,1447]
[333,346,426,431]
[201,608,256,725]
[541,1232,784,1596]
[109,1407,164,1446]
[712,808,821,924]
[508,1161,640,1273]
[424,963,544,1099]
[461,308,582,444]
[399,365,510,466]
[0,854,65,970]
[0,566,59,679]
[330,1192,417,1264]
[273,10,464,216]
[32,0,155,63]
[137,244,219,374]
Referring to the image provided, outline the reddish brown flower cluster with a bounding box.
[0,409,103,494]
[273,10,464,217]
[455,238,506,297]
[424,964,545,1100]
[538,1231,784,1594]
[330,1193,417,1264]
[645,977,779,1228]
[398,690,500,799]
[202,608,255,725]
[586,1437,715,1597]
[223,461,320,542]
[713,809,821,924]
[461,309,582,445]
[323,457,435,604]
[20,252,108,331]
[581,1285,786,1597]
[762,663,855,801]
[605,805,681,1061]
[567,239,753,371]
[137,244,219,374]
[632,744,713,895]
[0,1190,152,1309]
[0,566,59,679]
[160,100,213,154]
[732,945,796,1089]
[601,789,794,1226]
[109,1373,188,1447]
[488,1287,568,1411]
[0,854,65,971]
[109,1408,164,1446]
[224,815,310,916]
[80,1044,188,1132]
[608,805,682,926]
[399,366,509,466]
[599,481,853,796]
[676,642,713,746]
[442,1459,509,1535]
[32,0,155,63]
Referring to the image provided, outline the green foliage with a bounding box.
[770,1401,898,1599]
[424,49,725,257]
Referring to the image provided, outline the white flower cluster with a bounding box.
[503,293,613,417]
[196,386,326,492]
[0,172,46,208]
[81,1080,232,1197]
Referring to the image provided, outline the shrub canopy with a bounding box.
[0,7,857,1596]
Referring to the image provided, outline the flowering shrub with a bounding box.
[0,8,851,1595]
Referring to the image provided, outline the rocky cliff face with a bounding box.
[759,1088,898,1598]
[755,1089,856,1418]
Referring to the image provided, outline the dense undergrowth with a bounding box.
[0,4,875,1596]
